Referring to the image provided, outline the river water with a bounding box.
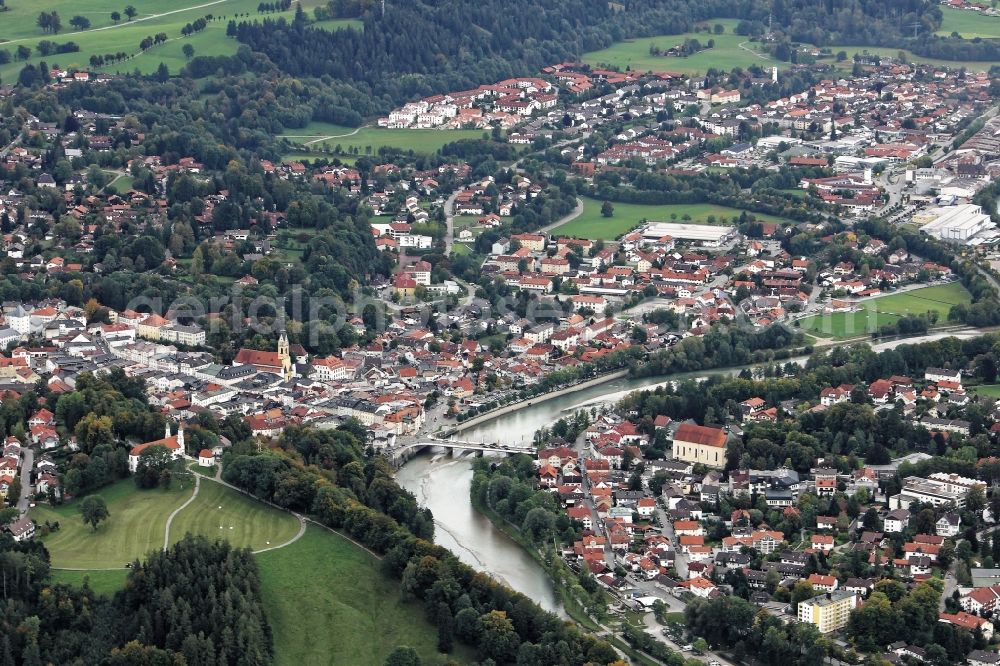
[395,328,984,611]
[394,453,564,613]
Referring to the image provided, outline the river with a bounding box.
[395,452,564,614]
[396,328,986,611]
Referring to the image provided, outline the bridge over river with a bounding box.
[390,436,534,466]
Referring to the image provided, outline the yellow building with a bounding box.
[671,423,728,469]
[137,314,171,341]
[797,591,859,634]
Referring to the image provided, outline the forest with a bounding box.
[228,0,763,111]
[220,0,998,123]
[0,535,271,665]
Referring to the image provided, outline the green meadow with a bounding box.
[552,197,793,240]
[258,525,471,666]
[798,282,970,338]
[936,6,1000,38]
[582,19,779,76]
[286,126,489,155]
[0,0,360,82]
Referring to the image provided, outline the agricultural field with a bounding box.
[0,0,360,82]
[49,568,129,596]
[258,525,470,666]
[286,126,488,155]
[936,6,1000,38]
[30,479,192,569]
[797,282,970,338]
[166,478,300,551]
[552,197,793,240]
[581,19,780,76]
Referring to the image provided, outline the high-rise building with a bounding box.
[798,591,859,633]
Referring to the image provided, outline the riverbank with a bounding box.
[394,454,564,612]
[469,488,603,630]
[451,368,630,434]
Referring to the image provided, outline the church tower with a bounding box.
[278,330,292,380]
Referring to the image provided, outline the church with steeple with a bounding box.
[129,422,185,473]
[233,330,293,380]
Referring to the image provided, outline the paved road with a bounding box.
[17,447,34,515]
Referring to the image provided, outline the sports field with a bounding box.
[285,126,488,155]
[798,282,970,338]
[30,479,191,569]
[0,0,360,81]
[258,525,471,666]
[936,6,1000,38]
[581,19,779,76]
[551,197,793,240]
[167,479,299,550]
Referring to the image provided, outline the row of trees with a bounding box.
[219,421,618,664]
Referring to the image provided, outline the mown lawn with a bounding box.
[49,568,129,597]
[975,385,1000,398]
[257,525,472,666]
[798,282,970,338]
[553,197,793,240]
[31,478,192,568]
[581,19,778,75]
[167,478,299,551]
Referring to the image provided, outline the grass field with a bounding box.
[975,384,1000,398]
[285,127,488,155]
[167,479,299,551]
[582,20,780,76]
[31,479,191,569]
[279,121,357,139]
[552,197,793,240]
[50,568,129,596]
[0,0,360,82]
[825,44,998,72]
[798,282,971,338]
[936,6,1000,38]
[258,525,469,666]
[582,15,998,77]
